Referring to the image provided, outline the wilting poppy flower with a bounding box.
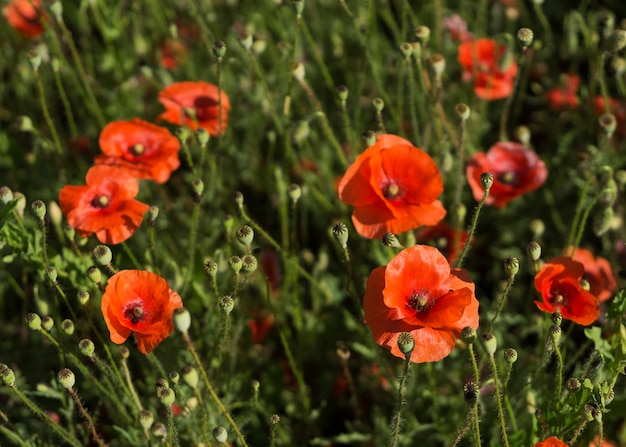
[101,270,183,354]
[3,0,46,38]
[363,245,479,363]
[534,437,568,447]
[157,81,230,136]
[338,134,446,239]
[466,141,548,208]
[95,119,181,184]
[458,38,518,100]
[417,221,470,265]
[568,246,617,302]
[534,256,600,325]
[545,74,581,111]
[59,165,150,245]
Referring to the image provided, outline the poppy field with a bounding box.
[2,1,626,446]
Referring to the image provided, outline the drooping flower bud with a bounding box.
[173,308,191,334]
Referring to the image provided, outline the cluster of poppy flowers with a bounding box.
[59,81,230,245]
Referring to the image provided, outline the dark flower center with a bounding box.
[186,96,218,122]
[381,181,402,200]
[407,288,434,313]
[550,289,569,308]
[497,171,519,186]
[123,301,147,325]
[91,195,110,209]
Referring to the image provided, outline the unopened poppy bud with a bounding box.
[219,295,235,314]
[463,381,479,406]
[397,332,415,357]
[175,126,191,142]
[0,186,13,204]
[382,232,402,248]
[551,311,562,326]
[42,316,54,332]
[504,257,519,279]
[174,308,191,334]
[593,206,613,236]
[239,31,253,50]
[591,406,602,422]
[292,62,305,81]
[26,313,42,330]
[372,97,384,112]
[529,219,545,238]
[236,225,254,247]
[79,339,95,357]
[292,0,304,16]
[93,245,113,265]
[599,113,617,135]
[461,327,477,344]
[242,254,258,273]
[139,410,154,430]
[87,266,102,284]
[288,184,302,203]
[57,368,75,389]
[46,266,58,283]
[1,366,16,387]
[213,426,228,443]
[182,366,199,389]
[61,319,74,335]
[120,347,130,359]
[151,422,167,438]
[169,371,180,385]
[549,324,561,343]
[504,348,518,364]
[454,103,471,122]
[31,200,46,220]
[605,30,626,53]
[157,378,169,393]
[16,116,34,133]
[64,224,75,241]
[528,241,541,261]
[234,191,244,207]
[517,28,534,48]
[212,40,227,59]
[415,25,431,44]
[228,256,242,273]
[191,179,204,199]
[251,380,260,392]
[270,414,280,424]
[293,120,310,145]
[482,333,497,356]
[430,54,445,77]
[362,130,377,147]
[336,85,349,102]
[77,290,90,306]
[204,259,218,277]
[148,206,159,225]
[582,404,594,422]
[332,222,349,248]
[566,377,581,392]
[160,387,176,406]
[400,42,413,58]
[48,201,62,227]
[605,388,615,405]
[28,48,42,70]
[515,125,531,146]
[480,172,494,192]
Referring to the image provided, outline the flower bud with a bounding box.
[549,324,561,343]
[57,368,76,389]
[13,192,26,217]
[234,191,244,207]
[204,259,218,277]
[79,339,95,357]
[504,348,518,364]
[173,308,191,334]
[382,232,402,248]
[168,371,180,385]
[182,366,199,389]
[362,130,377,147]
[1,365,16,387]
[288,183,302,203]
[64,224,75,241]
[0,186,13,204]
[191,179,204,200]
[236,225,254,247]
[228,256,242,273]
[551,311,562,326]
[504,257,519,279]
[482,333,497,356]
[528,241,541,261]
[415,25,431,44]
[292,62,305,81]
[397,332,415,357]
[605,29,626,53]
[120,347,130,359]
[461,327,477,344]
[480,172,494,192]
[31,200,46,220]
[372,97,384,112]
[219,295,235,314]
[599,113,617,135]
[292,0,304,17]
[336,85,348,102]
[26,313,42,330]
[61,319,74,335]
[566,377,581,392]
[42,316,54,332]
[151,422,167,438]
[160,387,176,406]
[430,54,445,77]
[400,42,413,58]
[213,426,228,443]
[92,245,112,265]
[463,381,478,406]
[46,266,58,283]
[77,290,90,306]
[212,40,227,59]
[455,103,471,121]
[242,254,258,273]
[515,125,531,146]
[332,222,349,248]
[139,410,154,430]
[87,266,102,284]
[517,27,534,48]
[175,126,191,142]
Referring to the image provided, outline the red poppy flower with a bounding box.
[545,74,581,111]
[416,221,470,265]
[160,38,188,70]
[568,246,617,303]
[534,256,600,325]
[95,119,181,184]
[466,141,548,208]
[157,81,230,136]
[363,245,479,363]
[59,165,150,245]
[338,134,446,239]
[3,0,46,38]
[534,437,568,447]
[101,270,183,354]
[458,38,518,100]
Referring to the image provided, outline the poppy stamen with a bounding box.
[91,195,110,208]
[130,144,144,156]
[407,289,435,313]
[382,181,402,200]
[124,302,146,325]
[498,171,518,186]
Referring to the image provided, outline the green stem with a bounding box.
[33,67,64,157]
[488,275,515,332]
[454,183,491,269]
[120,356,144,411]
[51,61,78,139]
[390,355,412,447]
[67,387,107,447]
[552,337,563,400]
[499,50,527,142]
[404,55,421,145]
[488,354,510,447]
[121,242,142,270]
[184,199,202,292]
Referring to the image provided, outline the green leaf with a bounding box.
[584,326,614,361]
